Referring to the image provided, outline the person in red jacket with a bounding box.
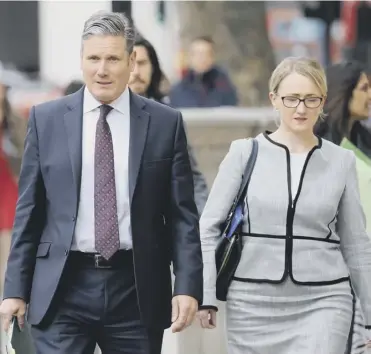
[0,79,27,351]
[0,85,18,233]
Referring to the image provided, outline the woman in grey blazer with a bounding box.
[197,57,371,354]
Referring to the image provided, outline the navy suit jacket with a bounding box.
[3,88,203,329]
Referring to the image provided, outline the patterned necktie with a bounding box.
[94,104,120,260]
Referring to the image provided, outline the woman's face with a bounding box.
[270,72,325,134]
[348,72,371,120]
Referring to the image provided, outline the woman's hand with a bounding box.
[197,309,217,329]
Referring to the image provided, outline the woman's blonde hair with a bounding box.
[270,57,327,95]
[269,57,327,119]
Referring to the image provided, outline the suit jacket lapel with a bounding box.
[129,92,149,203]
[63,89,84,201]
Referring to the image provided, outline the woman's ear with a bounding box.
[269,92,277,109]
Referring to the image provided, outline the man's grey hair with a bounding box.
[82,11,136,53]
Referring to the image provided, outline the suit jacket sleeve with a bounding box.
[338,151,371,326]
[171,112,203,303]
[3,106,46,302]
[187,143,208,215]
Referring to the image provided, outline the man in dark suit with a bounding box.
[0,10,203,354]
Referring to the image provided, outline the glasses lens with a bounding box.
[305,98,321,108]
[283,97,299,108]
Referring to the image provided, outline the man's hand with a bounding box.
[197,308,217,329]
[0,298,26,332]
[170,295,198,333]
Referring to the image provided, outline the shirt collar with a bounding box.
[83,86,130,115]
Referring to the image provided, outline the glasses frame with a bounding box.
[280,96,323,109]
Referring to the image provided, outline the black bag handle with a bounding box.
[235,138,259,205]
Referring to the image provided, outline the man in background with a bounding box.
[129,37,208,214]
[130,37,228,354]
[169,36,238,108]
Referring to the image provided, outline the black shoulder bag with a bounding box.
[215,139,258,301]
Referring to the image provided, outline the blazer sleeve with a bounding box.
[3,106,46,302]
[200,139,252,308]
[338,151,371,327]
[171,112,203,304]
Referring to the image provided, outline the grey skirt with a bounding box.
[226,278,354,354]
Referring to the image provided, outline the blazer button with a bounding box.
[72,216,76,222]
[64,249,69,256]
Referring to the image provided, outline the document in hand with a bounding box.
[6,318,36,354]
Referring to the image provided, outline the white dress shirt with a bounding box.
[71,87,132,252]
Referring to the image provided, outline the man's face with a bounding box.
[128,45,153,96]
[189,40,215,74]
[81,35,135,104]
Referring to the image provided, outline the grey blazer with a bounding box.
[200,132,371,325]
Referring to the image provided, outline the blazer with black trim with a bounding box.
[200,132,371,325]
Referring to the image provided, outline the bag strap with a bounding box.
[221,139,259,235]
[235,138,259,205]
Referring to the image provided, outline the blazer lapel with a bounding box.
[63,89,84,200]
[129,92,150,203]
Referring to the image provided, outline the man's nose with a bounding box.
[97,61,108,76]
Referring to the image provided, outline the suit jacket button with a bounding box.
[64,249,69,256]
[72,216,76,222]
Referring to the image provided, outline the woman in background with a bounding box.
[0,81,26,280]
[316,60,371,354]
[0,79,27,351]
[316,61,371,155]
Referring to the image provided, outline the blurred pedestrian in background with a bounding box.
[316,61,371,157]
[316,60,371,354]
[169,36,238,108]
[129,37,208,215]
[0,75,27,352]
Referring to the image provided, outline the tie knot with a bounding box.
[100,104,113,120]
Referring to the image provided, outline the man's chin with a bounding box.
[92,91,116,104]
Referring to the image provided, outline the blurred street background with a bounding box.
[1,1,371,353]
